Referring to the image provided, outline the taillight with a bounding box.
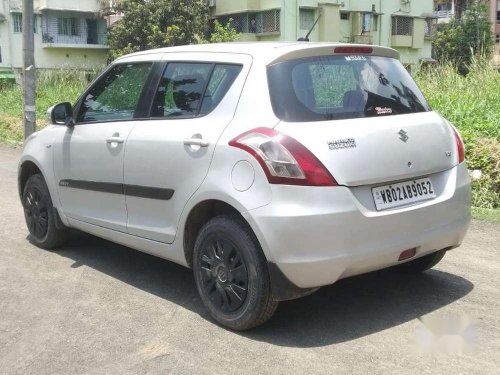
[229,127,338,186]
[450,125,465,164]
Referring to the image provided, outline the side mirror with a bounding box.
[48,102,74,126]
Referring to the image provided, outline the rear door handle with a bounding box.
[183,138,210,147]
[106,136,125,144]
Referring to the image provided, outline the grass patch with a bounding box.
[472,207,500,223]
[416,59,500,209]
[0,69,98,142]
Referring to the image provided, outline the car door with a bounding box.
[123,53,251,243]
[53,61,154,232]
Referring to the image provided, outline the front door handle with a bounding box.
[183,138,210,147]
[106,136,125,144]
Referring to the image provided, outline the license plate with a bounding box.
[372,177,436,211]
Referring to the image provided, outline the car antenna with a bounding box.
[297,9,322,42]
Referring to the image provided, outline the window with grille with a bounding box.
[215,10,280,34]
[392,16,413,36]
[13,13,22,33]
[424,17,437,38]
[496,34,500,44]
[260,10,280,33]
[58,17,78,36]
[12,13,37,33]
[299,9,315,30]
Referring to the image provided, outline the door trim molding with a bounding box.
[59,179,174,200]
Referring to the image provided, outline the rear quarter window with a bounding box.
[268,55,431,122]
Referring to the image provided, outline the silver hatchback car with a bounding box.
[19,43,471,330]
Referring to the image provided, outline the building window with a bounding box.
[58,17,78,36]
[497,0,500,23]
[13,13,22,33]
[11,13,37,33]
[496,34,500,44]
[340,12,349,20]
[300,9,315,30]
[260,10,280,33]
[0,46,2,63]
[392,16,413,36]
[424,17,437,38]
[215,10,280,34]
[362,13,372,33]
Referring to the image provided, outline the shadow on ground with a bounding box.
[53,230,473,348]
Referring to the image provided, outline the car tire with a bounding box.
[22,174,69,249]
[193,215,278,330]
[396,249,447,273]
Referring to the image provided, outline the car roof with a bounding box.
[115,42,400,65]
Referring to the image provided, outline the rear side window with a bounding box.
[151,63,242,118]
[268,55,430,122]
[77,63,152,123]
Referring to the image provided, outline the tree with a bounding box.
[107,0,239,61]
[433,3,494,74]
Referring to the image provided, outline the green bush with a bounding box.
[416,59,500,208]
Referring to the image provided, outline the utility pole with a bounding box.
[22,0,36,140]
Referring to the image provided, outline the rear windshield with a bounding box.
[267,55,431,122]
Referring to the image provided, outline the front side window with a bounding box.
[77,63,152,123]
[151,63,242,118]
[268,55,430,122]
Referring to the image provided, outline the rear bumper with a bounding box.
[243,163,471,289]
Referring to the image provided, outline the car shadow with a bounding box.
[52,230,473,348]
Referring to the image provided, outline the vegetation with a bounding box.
[0,71,94,145]
[415,58,499,209]
[106,0,239,61]
[433,4,494,74]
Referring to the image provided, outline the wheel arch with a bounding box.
[18,159,43,199]
[183,199,254,268]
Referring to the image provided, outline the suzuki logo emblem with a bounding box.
[398,129,409,143]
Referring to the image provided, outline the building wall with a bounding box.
[0,0,108,71]
[212,0,435,66]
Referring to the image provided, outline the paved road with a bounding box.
[1,144,499,374]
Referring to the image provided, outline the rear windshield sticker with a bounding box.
[345,55,367,61]
[375,107,393,115]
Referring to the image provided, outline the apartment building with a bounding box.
[0,0,108,75]
[211,0,437,67]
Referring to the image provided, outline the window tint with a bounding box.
[268,55,430,122]
[199,64,242,116]
[151,63,242,118]
[77,63,152,123]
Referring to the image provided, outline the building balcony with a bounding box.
[41,33,108,49]
[36,0,101,13]
[41,14,108,49]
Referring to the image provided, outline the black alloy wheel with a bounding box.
[193,215,278,330]
[24,184,49,240]
[199,237,248,313]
